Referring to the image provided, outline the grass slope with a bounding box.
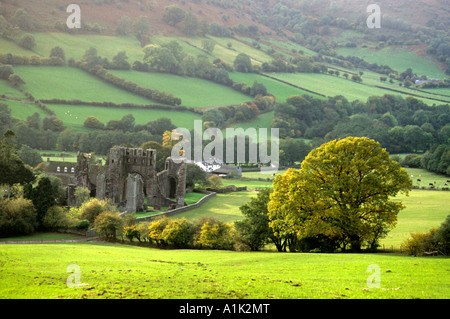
[336,46,447,80]
[229,72,324,103]
[0,242,448,299]
[46,104,201,131]
[2,99,48,120]
[13,66,159,104]
[267,72,442,105]
[176,192,255,223]
[110,70,251,107]
[382,190,450,248]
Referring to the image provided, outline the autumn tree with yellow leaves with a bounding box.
[268,137,412,252]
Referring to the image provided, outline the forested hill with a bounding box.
[0,0,449,75]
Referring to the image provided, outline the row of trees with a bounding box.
[0,49,66,67]
[72,49,182,106]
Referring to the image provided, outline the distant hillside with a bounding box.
[1,0,448,75]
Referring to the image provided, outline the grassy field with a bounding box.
[0,79,27,99]
[45,104,201,131]
[0,188,447,299]
[110,70,251,107]
[176,192,255,223]
[21,33,144,62]
[2,99,49,120]
[0,241,448,299]
[336,46,447,80]
[13,66,159,104]
[229,72,324,102]
[267,72,440,105]
[382,190,450,248]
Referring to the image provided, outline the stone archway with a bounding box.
[168,176,177,199]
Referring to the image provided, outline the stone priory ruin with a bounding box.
[73,146,186,213]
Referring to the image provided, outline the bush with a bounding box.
[401,215,450,256]
[79,198,116,224]
[161,218,194,248]
[434,215,450,255]
[123,225,141,242]
[401,230,438,256]
[74,187,90,207]
[208,175,223,189]
[195,219,235,250]
[94,211,123,241]
[402,154,422,168]
[18,34,35,50]
[148,217,170,245]
[83,116,104,130]
[0,197,37,237]
[74,219,90,231]
[42,205,71,230]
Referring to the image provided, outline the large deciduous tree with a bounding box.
[268,137,412,252]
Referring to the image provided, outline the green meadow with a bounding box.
[2,99,48,120]
[267,72,440,105]
[30,33,144,62]
[382,190,450,248]
[229,72,323,102]
[336,46,447,79]
[12,66,159,104]
[110,70,251,107]
[0,240,448,299]
[46,104,201,131]
[175,192,254,223]
[0,79,26,99]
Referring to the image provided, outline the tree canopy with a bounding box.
[268,136,412,252]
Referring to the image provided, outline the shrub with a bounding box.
[434,215,450,255]
[208,175,223,189]
[195,219,235,250]
[401,229,438,256]
[0,197,37,237]
[402,154,422,168]
[79,198,116,224]
[42,205,71,230]
[148,217,170,245]
[94,211,123,241]
[74,219,90,231]
[161,218,194,248]
[123,225,140,242]
[18,34,35,50]
[74,187,90,207]
[401,215,450,256]
[136,222,151,242]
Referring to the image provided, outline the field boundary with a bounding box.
[40,99,204,115]
[260,73,327,97]
[0,237,98,244]
[374,85,450,103]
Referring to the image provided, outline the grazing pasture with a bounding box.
[110,70,251,107]
[0,241,448,299]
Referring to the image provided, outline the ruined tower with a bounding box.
[74,146,186,213]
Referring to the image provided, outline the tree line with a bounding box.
[271,94,450,173]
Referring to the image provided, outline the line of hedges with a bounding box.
[72,62,182,106]
[0,53,64,66]
[39,98,204,115]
